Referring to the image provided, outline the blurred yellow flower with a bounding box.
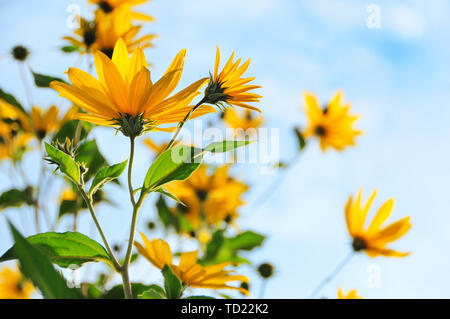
[31,105,77,140]
[0,265,34,299]
[61,188,78,201]
[51,38,215,137]
[303,91,362,152]
[166,165,248,228]
[337,288,362,299]
[135,235,249,295]
[204,47,262,112]
[345,189,412,258]
[0,99,30,132]
[223,108,263,134]
[143,138,169,155]
[90,0,154,22]
[64,11,156,57]
[0,122,33,163]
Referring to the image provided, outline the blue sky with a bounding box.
[1,0,450,298]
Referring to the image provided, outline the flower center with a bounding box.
[314,125,326,136]
[99,1,114,13]
[101,47,114,59]
[12,45,29,61]
[195,190,208,201]
[36,129,47,140]
[352,236,367,252]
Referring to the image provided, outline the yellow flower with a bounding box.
[51,38,215,137]
[90,0,154,22]
[0,99,30,132]
[204,47,262,112]
[143,138,170,155]
[337,288,363,299]
[166,165,248,228]
[135,235,249,295]
[345,189,412,258]
[223,108,263,133]
[0,265,34,299]
[31,105,76,140]
[61,188,78,201]
[0,122,33,163]
[64,11,156,57]
[303,91,362,152]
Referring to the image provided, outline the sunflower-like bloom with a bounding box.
[134,235,249,295]
[51,38,215,137]
[337,288,363,299]
[31,106,76,140]
[303,91,362,152]
[223,108,263,135]
[204,47,262,112]
[345,189,412,258]
[90,0,154,22]
[0,99,30,132]
[0,122,33,164]
[166,165,248,228]
[0,265,34,299]
[64,10,156,57]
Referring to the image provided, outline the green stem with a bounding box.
[77,185,121,271]
[127,137,136,207]
[34,145,46,233]
[308,251,354,299]
[165,98,206,151]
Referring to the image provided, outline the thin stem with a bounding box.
[18,63,33,107]
[121,193,145,299]
[165,98,206,151]
[127,137,136,207]
[259,279,267,299]
[250,151,302,211]
[34,145,46,233]
[77,185,121,271]
[308,251,354,299]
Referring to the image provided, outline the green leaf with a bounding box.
[294,127,307,151]
[156,195,179,231]
[102,284,164,299]
[138,288,165,299]
[227,231,266,251]
[204,230,225,262]
[7,222,83,299]
[0,188,34,210]
[0,87,25,111]
[143,145,203,192]
[75,140,108,181]
[45,142,80,184]
[162,264,182,299]
[155,188,185,205]
[31,71,66,88]
[89,160,127,197]
[53,120,92,144]
[61,45,80,53]
[204,140,252,153]
[0,231,112,268]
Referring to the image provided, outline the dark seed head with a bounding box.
[113,244,121,252]
[224,214,232,224]
[101,47,114,59]
[189,230,196,238]
[257,262,274,279]
[195,190,208,201]
[147,221,156,230]
[314,125,326,136]
[12,45,29,61]
[98,1,114,13]
[36,129,47,140]
[352,237,367,252]
[240,282,249,291]
[83,30,96,48]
